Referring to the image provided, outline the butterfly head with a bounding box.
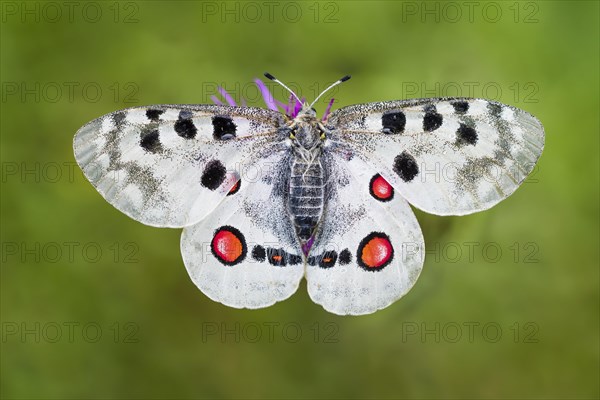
[264,71,350,118]
[263,72,350,149]
[289,109,322,149]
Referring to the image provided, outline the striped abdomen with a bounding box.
[288,157,325,245]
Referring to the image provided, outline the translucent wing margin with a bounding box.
[327,98,544,215]
[74,104,287,227]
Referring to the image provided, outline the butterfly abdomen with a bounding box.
[288,157,325,245]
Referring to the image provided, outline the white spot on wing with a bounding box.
[192,115,213,139]
[233,117,259,137]
[501,106,515,122]
[364,114,382,131]
[127,109,150,125]
[159,124,180,150]
[436,102,455,115]
[404,110,424,134]
[119,184,144,212]
[162,108,180,120]
[469,99,488,115]
[101,116,115,134]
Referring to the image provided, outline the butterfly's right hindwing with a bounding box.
[74,104,286,228]
[181,151,305,309]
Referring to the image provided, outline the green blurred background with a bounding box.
[1,1,598,398]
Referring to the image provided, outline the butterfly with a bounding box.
[73,73,545,315]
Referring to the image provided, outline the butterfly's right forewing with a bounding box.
[74,104,286,228]
[327,98,544,215]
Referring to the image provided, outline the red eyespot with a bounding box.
[223,172,241,196]
[228,179,241,195]
[211,226,247,266]
[357,232,394,271]
[369,174,394,202]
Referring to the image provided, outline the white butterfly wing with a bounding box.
[181,151,305,309]
[305,152,424,315]
[74,105,286,227]
[327,98,544,215]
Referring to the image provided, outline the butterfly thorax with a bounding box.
[288,110,326,252]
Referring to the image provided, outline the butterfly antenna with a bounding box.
[309,75,351,109]
[264,72,303,106]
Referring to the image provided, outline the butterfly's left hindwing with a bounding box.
[74,105,286,228]
[327,98,544,215]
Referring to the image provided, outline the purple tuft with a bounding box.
[210,78,337,120]
[289,96,304,118]
[254,78,279,111]
[218,87,237,106]
[210,95,223,106]
[322,98,335,121]
[275,99,290,114]
[302,236,315,256]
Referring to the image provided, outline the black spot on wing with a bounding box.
[267,248,287,267]
[212,116,237,140]
[423,105,443,132]
[201,160,226,190]
[307,251,337,268]
[140,128,161,153]
[487,101,515,166]
[339,249,352,265]
[251,245,266,262]
[393,151,419,182]
[318,250,338,269]
[488,102,503,117]
[146,109,164,121]
[358,115,367,129]
[452,101,469,114]
[175,110,197,139]
[123,163,162,203]
[113,111,126,129]
[287,253,303,266]
[455,156,495,196]
[456,123,478,146]
[381,111,406,134]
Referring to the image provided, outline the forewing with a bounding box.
[306,152,425,315]
[181,151,305,309]
[74,104,287,227]
[327,98,544,215]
